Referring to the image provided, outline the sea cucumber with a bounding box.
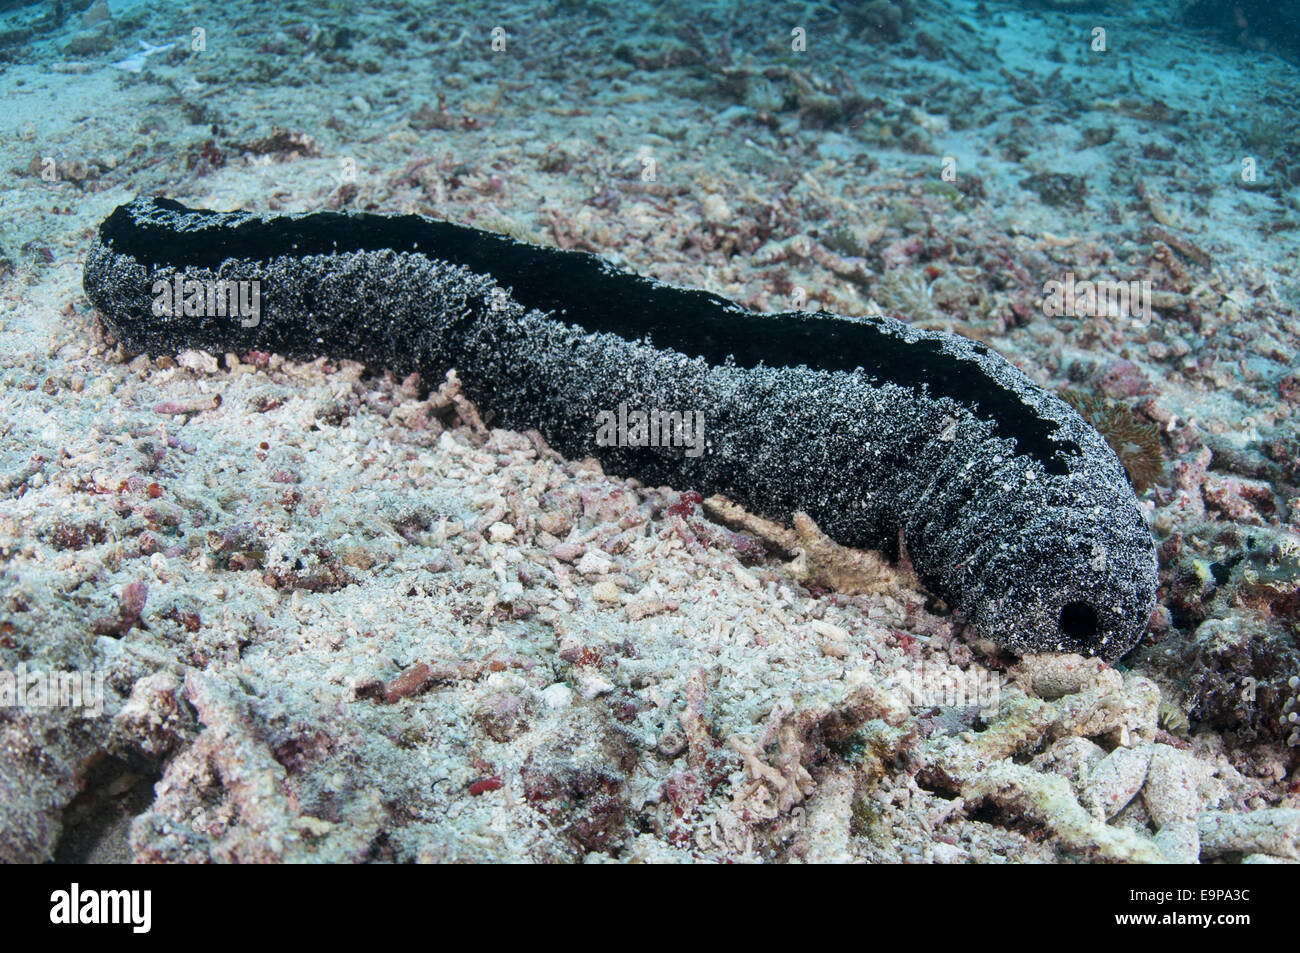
[83,197,1158,659]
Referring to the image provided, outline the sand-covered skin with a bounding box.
[0,0,1297,862]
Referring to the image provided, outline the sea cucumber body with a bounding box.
[84,198,1158,658]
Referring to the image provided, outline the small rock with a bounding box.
[592,580,620,604]
[83,0,111,26]
[1154,819,1200,864]
[111,671,192,757]
[66,30,114,56]
[486,521,515,543]
[1199,808,1300,860]
[1034,735,1104,794]
[574,669,614,699]
[1142,744,1202,828]
[550,541,584,562]
[1240,853,1299,864]
[475,690,533,742]
[540,683,574,709]
[294,816,335,837]
[1086,744,1152,819]
[577,550,614,575]
[656,728,686,757]
[701,193,732,225]
[929,841,967,864]
[810,619,850,642]
[1019,652,1117,699]
[177,349,219,374]
[625,598,675,621]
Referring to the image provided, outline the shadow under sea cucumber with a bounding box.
[83,197,1158,660]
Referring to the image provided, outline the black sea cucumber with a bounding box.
[83,197,1158,659]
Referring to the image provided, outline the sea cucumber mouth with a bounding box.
[966,542,1149,659]
[1058,600,1100,648]
[1041,571,1154,658]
